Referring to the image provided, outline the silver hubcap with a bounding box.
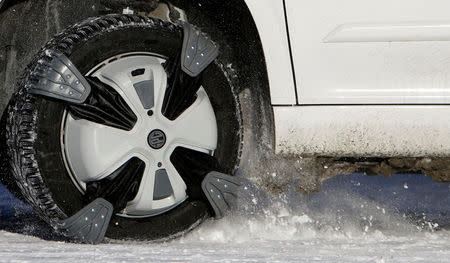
[62,53,218,217]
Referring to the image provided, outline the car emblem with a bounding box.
[148,129,166,149]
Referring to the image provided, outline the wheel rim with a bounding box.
[61,53,218,218]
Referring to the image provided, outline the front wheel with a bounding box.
[6,15,242,240]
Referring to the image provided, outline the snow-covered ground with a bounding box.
[0,173,449,263]
[0,223,449,263]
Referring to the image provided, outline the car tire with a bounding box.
[5,14,243,240]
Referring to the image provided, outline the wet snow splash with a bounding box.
[0,173,449,262]
[186,173,449,242]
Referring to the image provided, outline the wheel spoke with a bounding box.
[94,56,166,118]
[68,77,137,131]
[85,157,146,213]
[165,158,190,202]
[64,114,136,182]
[170,146,220,200]
[161,56,203,120]
[125,161,187,216]
[170,87,218,152]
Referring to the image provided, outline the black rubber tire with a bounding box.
[6,14,242,240]
[0,107,24,201]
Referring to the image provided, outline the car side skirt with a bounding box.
[274,105,450,157]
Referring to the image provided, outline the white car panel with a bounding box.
[274,105,450,157]
[244,0,296,105]
[285,0,450,104]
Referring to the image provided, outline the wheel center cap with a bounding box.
[148,129,166,149]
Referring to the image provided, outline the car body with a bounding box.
[248,0,450,159]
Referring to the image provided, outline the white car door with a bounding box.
[285,0,450,104]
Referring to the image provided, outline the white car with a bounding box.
[0,0,448,242]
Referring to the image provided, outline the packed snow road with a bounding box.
[0,173,449,263]
[0,224,449,263]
